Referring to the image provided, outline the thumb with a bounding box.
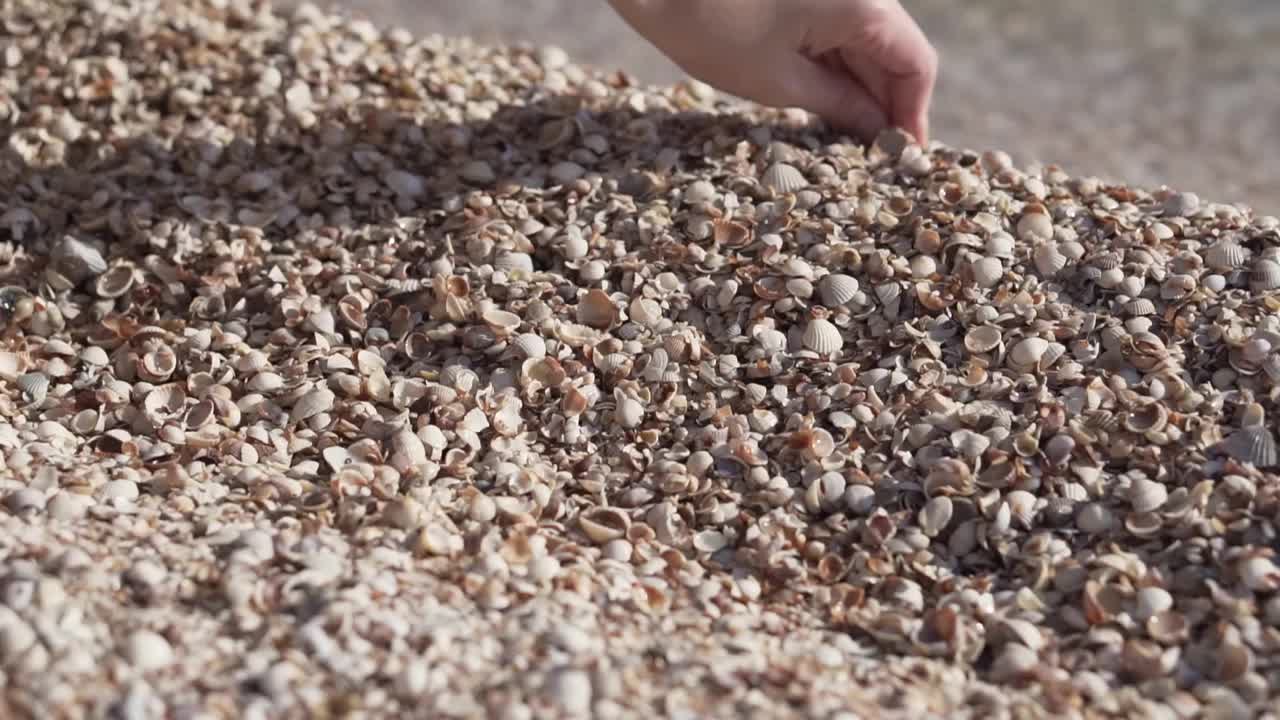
[775,54,888,143]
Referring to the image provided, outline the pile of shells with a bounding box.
[1,0,1280,717]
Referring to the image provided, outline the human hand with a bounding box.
[607,0,938,144]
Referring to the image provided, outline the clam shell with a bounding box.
[950,429,991,459]
[918,496,953,537]
[578,507,631,544]
[493,251,534,274]
[801,318,843,354]
[1123,298,1157,316]
[138,346,178,382]
[576,289,617,329]
[1129,478,1169,513]
[818,274,860,306]
[52,235,108,281]
[95,263,136,298]
[985,232,1015,259]
[1251,259,1280,291]
[964,325,1003,354]
[289,386,335,424]
[1008,337,1050,369]
[629,297,663,327]
[1016,212,1053,241]
[761,162,808,194]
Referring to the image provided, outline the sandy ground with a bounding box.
[282,0,1279,213]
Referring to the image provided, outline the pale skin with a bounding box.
[606,0,938,144]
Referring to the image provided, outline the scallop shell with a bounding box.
[1123,298,1157,316]
[1221,427,1279,468]
[985,232,1015,259]
[1251,259,1280,291]
[511,333,546,359]
[761,162,808,194]
[949,429,991,459]
[1033,242,1068,276]
[818,274,860,306]
[1205,241,1248,271]
[964,325,1003,354]
[289,386,336,424]
[753,327,787,354]
[801,318,843,354]
[971,256,1004,288]
[16,372,49,404]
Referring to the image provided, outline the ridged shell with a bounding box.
[949,428,991,459]
[802,318,843,354]
[753,327,787,354]
[818,274,860,306]
[1123,298,1157,316]
[1222,427,1279,468]
[761,162,808,194]
[52,235,108,280]
[1033,242,1068,276]
[511,333,546,359]
[985,232,1015,259]
[964,325,1003,354]
[971,256,1004,288]
[1251,259,1280,291]
[1205,241,1248,271]
[95,263,136,298]
[16,372,49,404]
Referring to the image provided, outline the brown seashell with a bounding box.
[95,263,136,298]
[576,289,617,329]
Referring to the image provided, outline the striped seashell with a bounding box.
[753,327,787,354]
[1221,427,1279,468]
[801,318,843,354]
[1091,252,1122,271]
[971,256,1004,288]
[1033,242,1068,276]
[1123,298,1157,316]
[818,273,860,306]
[1251,259,1280,291]
[761,162,808,194]
[1099,325,1130,351]
[511,333,546,359]
[1205,241,1248,271]
[1008,337,1050,368]
[985,232,1015,259]
[16,372,49,404]
[1161,274,1197,300]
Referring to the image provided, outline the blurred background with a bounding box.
[280,0,1278,212]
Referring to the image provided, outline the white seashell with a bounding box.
[971,256,1004,288]
[964,325,1003,354]
[289,387,335,424]
[1123,298,1157,316]
[95,263,136,298]
[761,162,808,194]
[1016,212,1053,241]
[818,274,860,306]
[614,393,644,429]
[753,327,787,354]
[801,318,843,354]
[629,297,663,328]
[985,232,1015,259]
[1129,478,1168,513]
[1205,241,1248,271]
[918,496,953,537]
[512,333,546,359]
[52,235,108,281]
[950,429,991,459]
[493,251,534,274]
[684,180,717,205]
[1222,427,1278,468]
[1032,242,1068,276]
[1008,337,1050,369]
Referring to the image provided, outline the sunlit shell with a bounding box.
[614,393,645,429]
[1221,427,1279,467]
[493,251,534,274]
[16,372,49,405]
[761,162,807,194]
[818,274,860,306]
[970,256,1004,288]
[52,235,108,280]
[1008,337,1049,368]
[918,496,953,537]
[801,318,843,354]
[512,333,546,359]
[964,325,1003,354]
[985,232,1015,259]
[138,346,178,382]
[629,297,663,327]
[480,308,522,336]
[949,429,991,459]
[1016,212,1053,241]
[289,386,336,424]
[1123,298,1157,316]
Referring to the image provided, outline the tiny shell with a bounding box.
[493,251,534,274]
[1129,478,1169,513]
[761,162,808,194]
[918,496,953,537]
[802,318,843,354]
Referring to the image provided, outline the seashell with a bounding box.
[578,507,631,544]
[629,297,663,328]
[801,318,843,354]
[95,263,136,298]
[753,327,787,354]
[970,256,1004,288]
[441,365,480,392]
[1251,259,1280,291]
[138,346,178,382]
[761,162,807,194]
[1122,298,1156,316]
[818,274,860,306]
[918,496,953,537]
[614,392,644,429]
[1123,402,1168,433]
[1032,242,1068,276]
[1221,427,1278,468]
[985,232,1015,259]
[1008,337,1049,369]
[511,333,546,359]
[576,289,617,329]
[684,180,717,205]
[16,372,48,405]
[52,235,107,281]
[1128,477,1169,513]
[493,251,534,274]
[1016,212,1053,241]
[0,351,25,382]
[1161,273,1197,300]
[1205,241,1248,271]
[290,386,335,424]
[964,325,1003,354]
[480,308,521,336]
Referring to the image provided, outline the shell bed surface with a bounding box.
[2,1,1280,719]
